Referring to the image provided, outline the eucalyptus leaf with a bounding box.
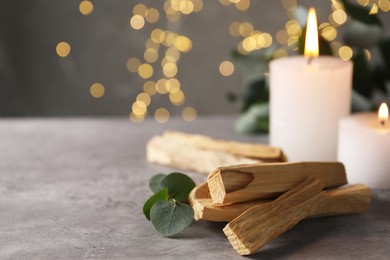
[160,173,196,202]
[352,50,372,98]
[150,200,194,237]
[344,20,384,48]
[143,188,168,220]
[235,103,269,134]
[242,78,269,112]
[231,48,274,81]
[351,90,375,113]
[149,173,167,193]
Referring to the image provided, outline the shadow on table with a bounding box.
[245,215,361,259]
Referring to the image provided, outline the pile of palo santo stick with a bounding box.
[189,162,371,255]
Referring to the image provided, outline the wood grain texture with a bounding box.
[223,178,324,255]
[146,131,286,174]
[190,183,371,222]
[207,162,347,204]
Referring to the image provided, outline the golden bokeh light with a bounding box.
[127,57,141,73]
[332,9,347,25]
[167,78,181,93]
[182,107,197,121]
[79,0,94,16]
[262,33,273,48]
[219,61,235,77]
[239,22,254,37]
[169,89,185,105]
[165,47,181,61]
[136,92,151,106]
[276,30,289,44]
[339,46,353,61]
[90,83,105,98]
[156,79,169,94]
[364,49,372,61]
[145,8,160,23]
[138,63,154,79]
[173,36,192,52]
[321,25,337,41]
[242,37,257,51]
[193,0,204,12]
[143,81,157,96]
[179,0,194,14]
[274,48,289,58]
[144,48,159,63]
[155,108,170,123]
[378,0,390,12]
[130,112,145,123]
[56,41,71,58]
[219,0,231,6]
[163,63,178,77]
[132,101,147,118]
[229,22,241,37]
[133,3,148,16]
[146,39,160,50]
[285,20,301,36]
[130,15,145,30]
[235,0,250,11]
[151,29,165,43]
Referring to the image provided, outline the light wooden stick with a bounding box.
[207,162,347,204]
[190,183,371,222]
[162,131,286,161]
[223,178,324,255]
[146,131,287,175]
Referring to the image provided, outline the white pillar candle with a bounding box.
[338,103,390,188]
[269,8,353,161]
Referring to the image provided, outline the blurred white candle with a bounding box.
[270,8,353,161]
[338,103,390,188]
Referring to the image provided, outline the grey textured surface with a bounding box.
[1,117,390,259]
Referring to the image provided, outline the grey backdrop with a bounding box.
[0,1,388,117]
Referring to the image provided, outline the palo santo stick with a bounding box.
[147,135,262,175]
[163,131,286,162]
[190,183,371,222]
[207,162,347,204]
[223,178,324,255]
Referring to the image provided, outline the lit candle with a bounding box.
[269,7,353,161]
[338,103,390,188]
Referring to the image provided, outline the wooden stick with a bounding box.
[190,183,371,222]
[147,135,262,175]
[162,131,286,161]
[147,131,287,175]
[223,178,324,255]
[207,162,347,204]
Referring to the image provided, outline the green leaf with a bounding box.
[149,173,167,193]
[235,103,269,134]
[150,200,194,237]
[352,50,373,98]
[160,173,196,202]
[340,0,382,26]
[241,78,269,112]
[344,20,383,48]
[143,188,168,220]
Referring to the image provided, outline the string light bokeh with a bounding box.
[55,0,389,122]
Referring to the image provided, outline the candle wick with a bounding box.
[380,120,386,126]
[307,56,313,65]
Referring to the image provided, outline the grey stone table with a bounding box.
[1,117,390,260]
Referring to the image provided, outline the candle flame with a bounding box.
[304,7,319,58]
[378,102,389,126]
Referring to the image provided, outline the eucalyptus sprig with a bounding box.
[143,172,196,236]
